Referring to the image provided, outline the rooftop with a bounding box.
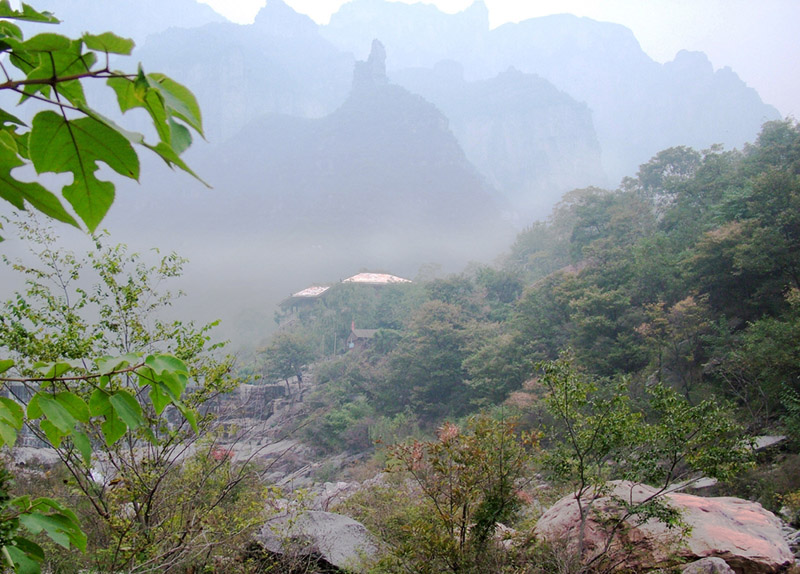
[290,285,330,298]
[342,272,412,285]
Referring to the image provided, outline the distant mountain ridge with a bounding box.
[108,38,514,278]
[393,63,605,219]
[33,1,779,203]
[14,0,785,344]
[38,0,779,223]
[321,2,780,184]
[201,40,510,247]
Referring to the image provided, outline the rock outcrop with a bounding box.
[255,510,379,573]
[535,481,794,573]
[682,557,737,574]
[394,63,605,219]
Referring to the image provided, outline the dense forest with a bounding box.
[283,119,800,452]
[246,119,800,571]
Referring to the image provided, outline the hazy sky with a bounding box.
[197,0,798,119]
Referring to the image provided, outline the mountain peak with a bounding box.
[353,39,388,89]
[253,0,318,37]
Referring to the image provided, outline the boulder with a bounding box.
[682,557,737,574]
[535,481,794,573]
[254,510,378,573]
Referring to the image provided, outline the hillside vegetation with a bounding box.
[280,118,800,485]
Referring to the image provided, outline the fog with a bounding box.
[3,0,794,350]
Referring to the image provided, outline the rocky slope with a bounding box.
[394,63,605,220]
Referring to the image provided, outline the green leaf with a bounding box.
[82,32,134,55]
[0,359,14,374]
[106,75,208,184]
[0,1,58,23]
[55,392,89,423]
[101,413,126,446]
[4,544,42,574]
[147,73,204,136]
[145,354,189,376]
[37,394,76,433]
[109,391,143,430]
[95,352,141,375]
[30,497,73,516]
[177,403,198,434]
[108,75,172,144]
[29,111,140,231]
[168,117,192,155]
[0,108,25,127]
[39,419,63,448]
[26,394,42,419]
[0,397,24,428]
[71,430,91,465]
[0,134,79,227]
[20,510,85,551]
[107,72,146,113]
[149,383,170,415]
[0,421,17,447]
[79,106,145,146]
[155,371,187,400]
[0,129,18,153]
[88,389,112,417]
[0,19,23,41]
[21,32,69,51]
[136,366,157,388]
[13,536,45,562]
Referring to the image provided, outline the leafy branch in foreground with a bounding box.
[0,351,197,572]
[0,217,254,573]
[0,0,205,239]
[0,2,216,570]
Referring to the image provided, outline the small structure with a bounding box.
[279,285,331,311]
[342,272,411,285]
[278,286,331,326]
[347,321,378,350]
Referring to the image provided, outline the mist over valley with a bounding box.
[9,0,784,346]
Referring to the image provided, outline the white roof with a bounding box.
[291,285,330,298]
[342,272,412,285]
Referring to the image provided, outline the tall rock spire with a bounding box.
[352,39,388,90]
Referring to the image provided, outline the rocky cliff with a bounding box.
[394,63,605,221]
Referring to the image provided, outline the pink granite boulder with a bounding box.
[535,481,794,573]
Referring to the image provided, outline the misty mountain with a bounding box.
[33,0,226,45]
[321,2,781,182]
[35,0,779,222]
[392,63,605,219]
[188,39,511,253]
[132,2,355,141]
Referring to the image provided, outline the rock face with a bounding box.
[178,39,513,263]
[323,2,780,182]
[255,510,379,573]
[394,63,605,220]
[535,481,794,573]
[682,557,737,574]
